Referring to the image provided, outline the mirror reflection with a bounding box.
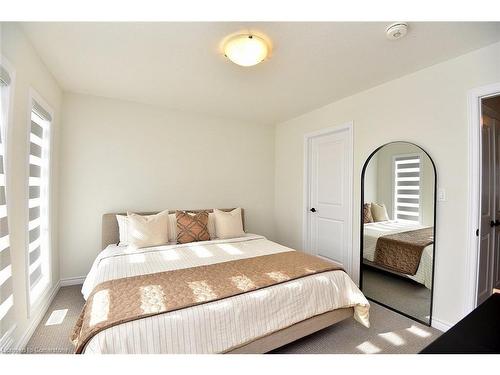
[361,142,435,325]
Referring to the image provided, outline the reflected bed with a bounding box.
[363,220,433,289]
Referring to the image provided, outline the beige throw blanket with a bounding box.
[374,227,433,275]
[71,250,343,353]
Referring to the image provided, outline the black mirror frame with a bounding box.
[359,141,437,327]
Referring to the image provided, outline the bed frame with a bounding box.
[100,209,354,354]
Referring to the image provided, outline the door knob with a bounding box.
[310,208,316,213]
[491,220,496,228]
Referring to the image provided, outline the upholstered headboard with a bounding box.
[101,208,245,249]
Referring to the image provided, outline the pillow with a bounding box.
[117,212,167,246]
[168,212,216,241]
[176,211,210,244]
[126,210,170,248]
[116,214,129,245]
[371,203,390,222]
[363,203,374,223]
[213,208,245,239]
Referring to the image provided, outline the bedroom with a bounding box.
[1,0,500,372]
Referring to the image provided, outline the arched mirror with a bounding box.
[360,142,436,326]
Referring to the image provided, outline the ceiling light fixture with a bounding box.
[223,34,269,67]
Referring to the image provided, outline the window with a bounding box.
[0,63,14,341]
[393,154,421,223]
[27,95,52,307]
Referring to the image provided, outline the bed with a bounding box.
[75,209,370,354]
[363,220,433,289]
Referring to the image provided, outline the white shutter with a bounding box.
[0,65,13,338]
[28,103,51,302]
[394,155,421,222]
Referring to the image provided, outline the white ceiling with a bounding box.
[21,22,500,124]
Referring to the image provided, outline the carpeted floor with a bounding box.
[26,285,84,354]
[362,267,431,323]
[25,285,441,354]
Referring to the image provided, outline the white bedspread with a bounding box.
[363,221,433,289]
[81,234,369,354]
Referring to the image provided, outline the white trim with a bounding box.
[60,276,85,287]
[25,88,55,318]
[431,316,453,332]
[465,82,500,316]
[302,122,354,277]
[0,323,17,353]
[14,280,60,352]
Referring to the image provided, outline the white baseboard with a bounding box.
[0,324,17,353]
[431,317,453,332]
[14,280,61,351]
[60,276,85,286]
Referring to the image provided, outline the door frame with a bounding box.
[465,82,500,315]
[302,121,353,276]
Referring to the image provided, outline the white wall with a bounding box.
[1,23,62,347]
[59,92,275,279]
[274,41,500,328]
[363,153,378,204]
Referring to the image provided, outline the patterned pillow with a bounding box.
[176,211,210,244]
[363,203,374,223]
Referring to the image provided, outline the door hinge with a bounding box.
[476,228,479,237]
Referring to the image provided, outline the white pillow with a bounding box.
[126,210,170,249]
[116,214,129,246]
[371,203,390,222]
[213,208,245,239]
[116,213,164,246]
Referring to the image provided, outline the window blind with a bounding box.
[394,155,421,222]
[0,65,13,338]
[28,104,50,299]
[0,66,11,87]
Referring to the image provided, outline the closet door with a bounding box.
[478,114,494,305]
[494,116,500,290]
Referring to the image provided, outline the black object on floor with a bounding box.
[421,293,500,353]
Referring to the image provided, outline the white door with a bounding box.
[494,115,500,290]
[478,114,495,305]
[306,126,352,273]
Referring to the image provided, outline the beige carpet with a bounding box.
[25,285,84,354]
[362,267,431,323]
[25,285,441,354]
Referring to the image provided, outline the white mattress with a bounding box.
[81,234,370,354]
[363,221,433,289]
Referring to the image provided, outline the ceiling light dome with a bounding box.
[223,34,269,67]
